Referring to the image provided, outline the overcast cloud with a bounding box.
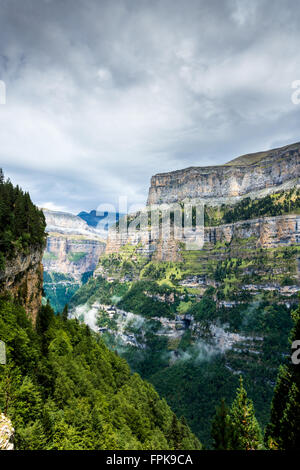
[0,0,299,213]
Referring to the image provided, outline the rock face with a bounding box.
[43,209,106,281]
[0,414,14,450]
[0,248,44,324]
[43,209,106,311]
[147,142,300,205]
[44,236,105,281]
[44,209,105,238]
[206,214,300,249]
[105,142,300,263]
[105,214,300,262]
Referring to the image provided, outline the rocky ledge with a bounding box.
[0,248,44,323]
[147,142,300,205]
[0,414,14,450]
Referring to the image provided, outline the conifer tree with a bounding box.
[211,398,236,450]
[168,414,182,450]
[62,304,69,321]
[230,377,263,450]
[265,304,300,449]
[0,168,4,184]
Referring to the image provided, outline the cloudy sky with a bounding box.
[0,0,300,214]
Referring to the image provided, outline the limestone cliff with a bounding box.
[0,248,44,324]
[106,214,300,262]
[106,142,300,264]
[43,209,106,281]
[147,142,300,205]
[43,209,106,311]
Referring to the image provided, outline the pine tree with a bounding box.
[62,304,69,321]
[230,377,263,450]
[168,414,182,450]
[265,304,300,449]
[211,398,236,450]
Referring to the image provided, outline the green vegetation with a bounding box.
[69,276,130,309]
[0,169,46,269]
[211,378,263,450]
[72,272,296,446]
[265,304,300,449]
[43,272,81,313]
[0,295,201,450]
[114,188,300,237]
[67,252,87,263]
[118,281,181,319]
[204,188,300,226]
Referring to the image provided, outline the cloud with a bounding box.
[0,0,299,213]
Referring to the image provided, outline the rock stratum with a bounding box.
[147,142,300,205]
[43,209,105,280]
[0,248,44,324]
[70,140,300,446]
[106,142,300,262]
[105,214,300,265]
[43,209,106,311]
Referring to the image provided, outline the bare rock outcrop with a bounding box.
[147,142,300,205]
[0,414,14,450]
[0,248,44,323]
[106,214,300,262]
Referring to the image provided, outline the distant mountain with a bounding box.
[77,209,123,231]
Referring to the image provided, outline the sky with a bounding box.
[0,0,300,214]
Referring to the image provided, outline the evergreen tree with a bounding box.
[265,304,300,449]
[168,414,182,450]
[211,398,236,450]
[0,295,202,450]
[0,169,46,264]
[62,304,69,321]
[230,377,263,450]
[0,168,4,184]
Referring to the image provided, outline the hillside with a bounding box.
[225,142,300,166]
[69,143,300,446]
[0,170,46,322]
[0,298,201,450]
[0,172,200,450]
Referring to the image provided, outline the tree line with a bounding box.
[0,169,46,270]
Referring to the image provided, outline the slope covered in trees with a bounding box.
[265,304,300,449]
[0,169,46,270]
[0,295,201,450]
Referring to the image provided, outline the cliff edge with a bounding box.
[147,142,300,205]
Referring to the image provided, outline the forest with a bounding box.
[0,172,299,451]
[0,169,46,270]
[0,296,201,450]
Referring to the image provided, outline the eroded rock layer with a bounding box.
[0,248,44,323]
[147,142,300,205]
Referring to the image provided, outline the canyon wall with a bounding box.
[43,209,106,311]
[106,214,300,262]
[105,142,300,263]
[43,209,105,280]
[147,142,300,205]
[0,248,44,323]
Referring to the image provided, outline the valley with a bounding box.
[60,142,300,445]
